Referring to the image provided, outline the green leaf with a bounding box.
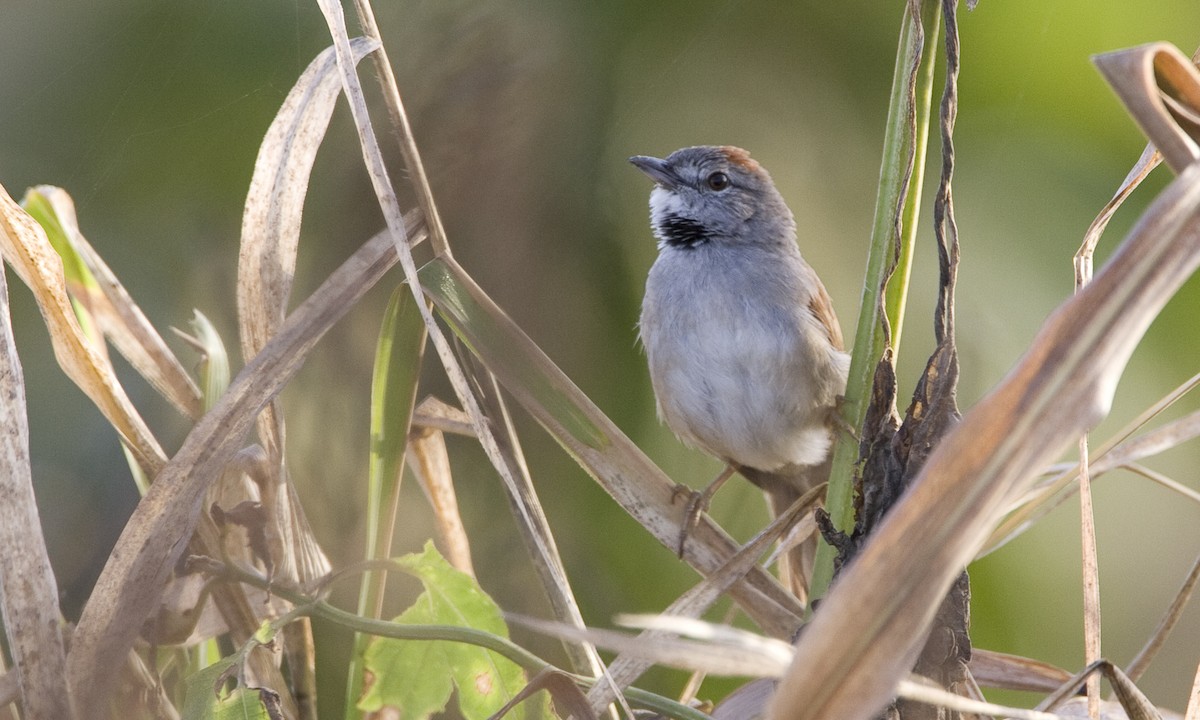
[181,655,277,720]
[357,541,539,719]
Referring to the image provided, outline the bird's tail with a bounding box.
[740,460,830,605]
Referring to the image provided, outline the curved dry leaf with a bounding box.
[239,36,378,475]
[767,158,1200,720]
[238,36,378,363]
[0,182,166,475]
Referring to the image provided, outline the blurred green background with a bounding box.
[3,0,1200,715]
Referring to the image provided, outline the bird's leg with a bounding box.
[827,395,860,443]
[672,464,737,557]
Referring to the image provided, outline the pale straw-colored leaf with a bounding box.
[458,353,616,686]
[0,182,166,475]
[408,428,472,575]
[0,258,70,719]
[412,395,474,437]
[24,185,203,419]
[237,37,379,589]
[522,615,1074,720]
[313,12,644,707]
[68,220,421,712]
[767,132,1200,719]
[512,615,793,679]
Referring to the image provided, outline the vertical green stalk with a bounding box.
[809,0,941,601]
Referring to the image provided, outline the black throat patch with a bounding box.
[656,214,711,249]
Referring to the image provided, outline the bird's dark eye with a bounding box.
[706,171,731,191]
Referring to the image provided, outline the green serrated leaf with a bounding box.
[357,542,535,719]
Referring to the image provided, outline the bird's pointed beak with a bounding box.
[629,155,680,189]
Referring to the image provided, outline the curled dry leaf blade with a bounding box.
[767,157,1200,720]
[0,182,166,475]
[1094,43,1200,172]
[67,221,421,713]
[416,256,805,639]
[0,264,71,719]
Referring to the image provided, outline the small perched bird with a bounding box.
[631,145,851,599]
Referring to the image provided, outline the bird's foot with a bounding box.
[673,465,737,557]
[827,396,860,443]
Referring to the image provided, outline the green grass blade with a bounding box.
[810,0,942,600]
[345,285,427,719]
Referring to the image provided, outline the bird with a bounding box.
[631,145,851,600]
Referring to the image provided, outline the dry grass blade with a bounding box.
[0,265,71,718]
[969,648,1072,693]
[1124,464,1200,505]
[418,256,805,639]
[985,381,1200,556]
[460,355,608,681]
[1094,43,1200,172]
[0,182,166,475]
[1080,439,1103,718]
[1123,548,1200,683]
[767,153,1200,719]
[313,3,629,671]
[585,487,820,709]
[26,186,203,420]
[1074,145,1161,287]
[67,220,420,712]
[1185,659,1200,720]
